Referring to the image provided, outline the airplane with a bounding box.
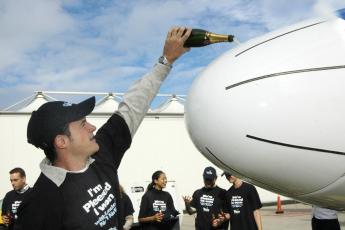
[185,8,345,210]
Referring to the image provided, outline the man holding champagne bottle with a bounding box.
[14,26,191,230]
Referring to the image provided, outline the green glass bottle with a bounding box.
[184,29,234,47]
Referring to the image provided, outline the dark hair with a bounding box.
[146,170,164,191]
[9,167,26,178]
[44,123,71,163]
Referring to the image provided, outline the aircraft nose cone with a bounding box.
[185,15,345,206]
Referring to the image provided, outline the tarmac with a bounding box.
[180,203,345,230]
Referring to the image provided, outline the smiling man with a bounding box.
[15,26,191,230]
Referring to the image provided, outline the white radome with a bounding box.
[185,9,345,210]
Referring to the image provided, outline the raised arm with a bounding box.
[117,27,192,137]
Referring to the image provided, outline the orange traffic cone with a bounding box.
[275,194,284,214]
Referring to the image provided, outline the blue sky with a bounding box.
[0,0,344,110]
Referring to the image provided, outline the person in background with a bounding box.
[311,205,340,230]
[15,26,192,230]
[138,170,179,230]
[183,166,229,230]
[223,172,263,230]
[119,185,134,230]
[1,168,31,230]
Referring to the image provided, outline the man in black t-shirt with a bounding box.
[223,172,263,230]
[183,166,229,230]
[1,168,31,230]
[15,27,192,230]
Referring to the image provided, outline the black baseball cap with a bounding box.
[203,166,217,180]
[27,96,96,150]
[221,171,232,178]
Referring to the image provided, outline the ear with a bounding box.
[54,134,69,149]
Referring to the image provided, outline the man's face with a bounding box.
[227,175,236,184]
[204,178,216,187]
[10,172,26,191]
[67,118,99,157]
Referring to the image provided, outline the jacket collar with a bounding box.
[39,157,95,187]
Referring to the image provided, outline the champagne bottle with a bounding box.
[5,210,12,227]
[184,29,234,47]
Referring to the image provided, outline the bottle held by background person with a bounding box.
[6,210,13,227]
[184,28,234,47]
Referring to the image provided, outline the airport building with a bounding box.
[0,91,284,218]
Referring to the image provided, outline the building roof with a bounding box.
[150,95,185,114]
[18,92,50,112]
[93,93,120,113]
[2,91,185,115]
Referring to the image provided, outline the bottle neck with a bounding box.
[207,32,233,43]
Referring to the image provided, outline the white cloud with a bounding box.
[0,0,74,69]
[1,0,344,109]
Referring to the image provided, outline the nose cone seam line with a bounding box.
[247,134,345,156]
[225,65,345,90]
[235,21,326,57]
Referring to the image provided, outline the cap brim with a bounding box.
[203,176,216,180]
[69,96,95,122]
[78,96,96,115]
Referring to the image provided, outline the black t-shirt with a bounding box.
[138,188,179,230]
[225,182,262,230]
[15,114,132,230]
[121,193,134,218]
[59,166,120,229]
[1,188,31,230]
[190,186,228,230]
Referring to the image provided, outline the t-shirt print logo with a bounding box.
[200,194,214,212]
[153,200,167,212]
[231,196,243,208]
[83,182,115,216]
[12,200,22,219]
[82,182,118,227]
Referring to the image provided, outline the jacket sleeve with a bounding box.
[117,63,171,137]
[95,63,171,167]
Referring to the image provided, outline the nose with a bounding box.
[86,122,96,132]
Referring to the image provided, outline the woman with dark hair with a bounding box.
[138,170,179,230]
